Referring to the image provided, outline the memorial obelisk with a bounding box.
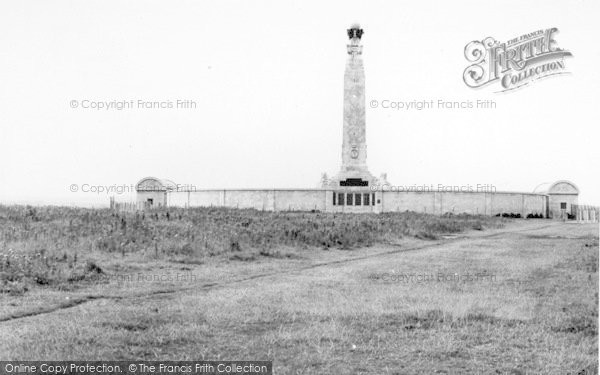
[331,24,376,187]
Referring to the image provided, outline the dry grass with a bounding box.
[0,205,503,294]
[0,206,596,374]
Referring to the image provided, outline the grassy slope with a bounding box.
[0,205,502,294]
[0,207,597,374]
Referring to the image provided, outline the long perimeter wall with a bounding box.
[380,191,547,216]
[155,189,548,216]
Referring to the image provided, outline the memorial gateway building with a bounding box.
[134,25,583,220]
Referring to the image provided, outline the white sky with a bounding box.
[1,0,599,207]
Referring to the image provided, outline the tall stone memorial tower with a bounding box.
[342,25,369,174]
[326,24,384,212]
[330,25,377,186]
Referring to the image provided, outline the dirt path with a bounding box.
[0,220,571,323]
[0,220,597,373]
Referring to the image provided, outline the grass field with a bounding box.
[0,206,597,374]
[0,205,502,294]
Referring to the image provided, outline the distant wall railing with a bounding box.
[109,197,149,212]
[572,204,599,223]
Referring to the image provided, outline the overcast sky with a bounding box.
[1,0,599,207]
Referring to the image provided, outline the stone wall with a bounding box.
[161,189,549,216]
[166,190,328,211]
[380,191,547,216]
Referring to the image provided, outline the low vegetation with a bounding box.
[0,216,596,373]
[0,205,503,294]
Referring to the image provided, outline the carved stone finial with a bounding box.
[347,25,364,40]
